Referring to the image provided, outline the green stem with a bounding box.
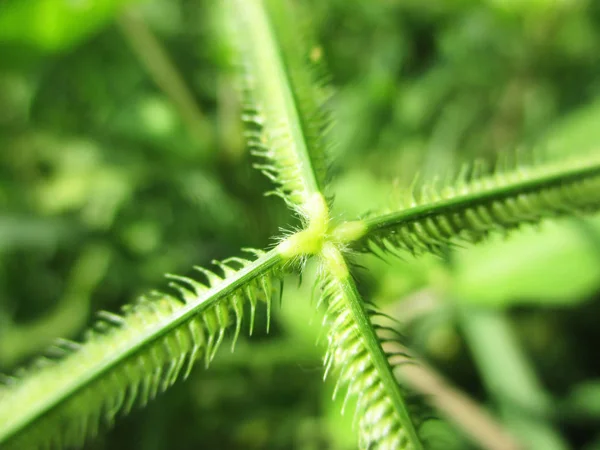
[118,9,211,153]
[320,243,424,449]
[460,308,569,450]
[0,249,282,445]
[223,0,327,212]
[344,155,600,252]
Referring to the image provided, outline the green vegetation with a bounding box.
[1,0,600,449]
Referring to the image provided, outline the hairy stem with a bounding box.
[319,243,424,449]
[0,249,282,448]
[222,0,329,214]
[337,155,600,255]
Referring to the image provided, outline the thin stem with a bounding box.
[380,296,522,450]
[396,356,522,450]
[118,9,211,154]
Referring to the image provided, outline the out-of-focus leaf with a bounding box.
[485,0,580,16]
[453,215,600,306]
[565,380,600,419]
[0,0,137,51]
[545,99,600,159]
[0,243,111,368]
[0,216,74,252]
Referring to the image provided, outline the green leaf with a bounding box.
[545,99,600,159]
[453,215,600,306]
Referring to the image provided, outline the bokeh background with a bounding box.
[1,0,600,449]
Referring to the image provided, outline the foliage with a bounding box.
[1,0,600,449]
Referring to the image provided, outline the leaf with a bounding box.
[565,379,600,419]
[544,98,600,159]
[453,214,600,306]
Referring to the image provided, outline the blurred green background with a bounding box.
[1,0,600,449]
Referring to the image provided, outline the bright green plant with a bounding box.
[1,0,600,449]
